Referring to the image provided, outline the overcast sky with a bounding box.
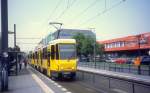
[0,0,150,52]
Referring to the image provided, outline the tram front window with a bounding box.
[59,44,76,60]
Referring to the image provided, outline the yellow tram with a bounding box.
[29,39,77,79]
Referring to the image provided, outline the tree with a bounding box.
[73,33,104,59]
[73,33,85,57]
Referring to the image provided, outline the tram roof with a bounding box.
[48,39,76,45]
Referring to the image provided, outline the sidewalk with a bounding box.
[78,66,150,84]
[2,68,45,93]
[2,66,73,93]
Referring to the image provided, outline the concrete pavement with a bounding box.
[1,66,71,93]
[77,66,150,93]
[2,68,45,93]
[78,66,150,84]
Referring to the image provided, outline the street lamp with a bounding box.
[49,22,63,39]
[88,28,96,68]
[136,35,141,75]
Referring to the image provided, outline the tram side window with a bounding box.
[35,52,38,59]
[47,51,50,58]
[40,51,43,64]
[56,44,59,60]
[37,52,39,59]
[43,47,47,59]
[42,49,44,59]
[47,51,50,66]
[45,48,47,59]
[33,54,34,59]
[51,45,55,59]
[29,54,32,59]
[30,54,31,59]
[40,51,42,60]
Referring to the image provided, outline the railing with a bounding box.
[77,68,150,93]
[78,62,150,76]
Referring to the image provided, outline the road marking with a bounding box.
[57,85,62,88]
[29,70,55,93]
[66,92,72,93]
[61,88,67,91]
[29,67,72,93]
[51,80,55,83]
[54,82,58,86]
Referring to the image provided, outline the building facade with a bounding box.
[99,32,150,57]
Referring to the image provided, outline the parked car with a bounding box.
[115,58,127,64]
[140,56,150,65]
[105,58,116,62]
[126,58,134,64]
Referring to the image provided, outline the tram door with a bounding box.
[50,45,56,71]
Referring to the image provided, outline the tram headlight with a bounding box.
[60,67,64,70]
[72,67,75,70]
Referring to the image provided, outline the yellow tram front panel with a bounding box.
[50,60,59,72]
[58,59,77,72]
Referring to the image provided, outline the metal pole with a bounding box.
[137,35,141,75]
[1,0,8,52]
[88,28,96,68]
[1,0,9,91]
[14,24,18,75]
[14,24,16,48]
[91,28,96,68]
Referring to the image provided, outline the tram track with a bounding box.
[30,67,104,93]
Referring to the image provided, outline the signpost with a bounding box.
[1,0,9,91]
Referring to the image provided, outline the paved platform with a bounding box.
[2,68,45,93]
[1,66,72,93]
[78,66,150,85]
[77,66,150,93]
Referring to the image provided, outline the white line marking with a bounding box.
[54,82,58,86]
[29,70,55,93]
[66,92,72,93]
[30,66,56,84]
[61,88,67,91]
[57,85,62,88]
[51,80,55,83]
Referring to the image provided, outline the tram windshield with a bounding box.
[59,44,76,60]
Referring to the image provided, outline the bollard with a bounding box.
[115,63,116,72]
[132,83,135,93]
[148,65,150,76]
[129,64,131,73]
[138,65,141,75]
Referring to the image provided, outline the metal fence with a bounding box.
[78,62,150,76]
[77,70,150,93]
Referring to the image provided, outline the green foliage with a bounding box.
[73,33,104,57]
[73,33,85,56]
